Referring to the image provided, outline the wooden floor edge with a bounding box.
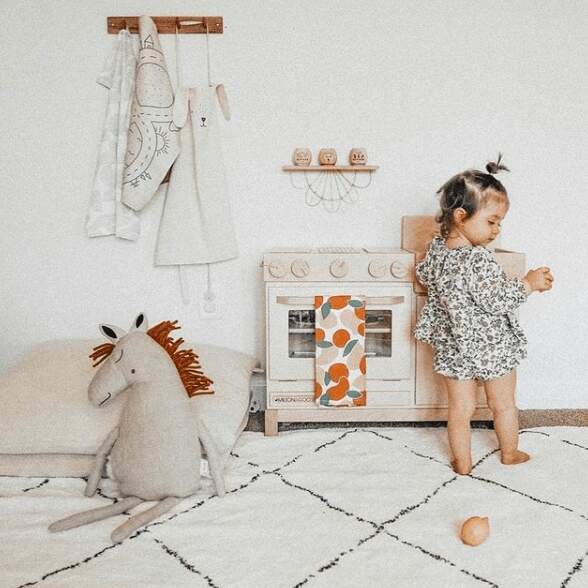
[519,409,588,427]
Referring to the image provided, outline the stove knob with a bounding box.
[268,260,286,278]
[330,258,349,278]
[390,260,408,279]
[368,259,387,278]
[291,259,310,278]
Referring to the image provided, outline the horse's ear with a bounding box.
[99,323,127,343]
[131,312,148,332]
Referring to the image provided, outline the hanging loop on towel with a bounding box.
[174,18,212,87]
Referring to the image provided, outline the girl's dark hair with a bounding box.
[435,154,510,239]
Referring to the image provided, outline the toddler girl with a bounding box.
[414,156,553,475]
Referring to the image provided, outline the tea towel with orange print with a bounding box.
[314,295,367,407]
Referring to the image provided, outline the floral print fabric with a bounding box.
[315,296,367,407]
[414,236,528,381]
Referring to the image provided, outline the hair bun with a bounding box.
[486,152,510,174]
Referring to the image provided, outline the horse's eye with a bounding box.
[131,369,136,374]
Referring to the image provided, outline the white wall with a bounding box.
[1,0,586,408]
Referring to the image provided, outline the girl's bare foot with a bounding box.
[451,459,472,475]
[501,450,530,465]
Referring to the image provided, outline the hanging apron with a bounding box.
[155,85,238,266]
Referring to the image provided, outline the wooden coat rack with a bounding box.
[107,16,223,35]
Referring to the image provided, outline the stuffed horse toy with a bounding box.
[49,313,225,543]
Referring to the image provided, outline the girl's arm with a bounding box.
[467,249,528,315]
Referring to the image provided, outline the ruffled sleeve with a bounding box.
[415,238,439,287]
[466,248,528,315]
[415,258,429,287]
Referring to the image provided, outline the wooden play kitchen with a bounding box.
[262,216,526,435]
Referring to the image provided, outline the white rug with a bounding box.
[0,426,587,587]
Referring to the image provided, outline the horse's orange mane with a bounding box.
[89,343,115,367]
[147,321,214,397]
[89,320,214,397]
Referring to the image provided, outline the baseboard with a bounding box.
[245,409,588,433]
[519,409,588,427]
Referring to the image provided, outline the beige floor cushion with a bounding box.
[0,339,258,477]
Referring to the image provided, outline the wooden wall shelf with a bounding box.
[107,16,223,35]
[282,165,379,172]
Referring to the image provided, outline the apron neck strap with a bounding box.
[175,20,213,89]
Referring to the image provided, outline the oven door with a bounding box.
[267,284,413,381]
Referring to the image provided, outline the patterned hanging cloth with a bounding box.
[314,295,367,407]
[86,29,139,240]
[121,16,181,212]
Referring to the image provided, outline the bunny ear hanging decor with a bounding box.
[283,147,378,213]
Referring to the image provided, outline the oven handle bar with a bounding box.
[276,295,405,306]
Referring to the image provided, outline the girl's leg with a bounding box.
[484,369,530,465]
[443,376,477,475]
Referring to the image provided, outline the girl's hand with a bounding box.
[522,267,554,293]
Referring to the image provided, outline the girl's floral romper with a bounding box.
[414,236,528,381]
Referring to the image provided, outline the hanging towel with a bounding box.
[121,15,180,212]
[86,29,139,240]
[154,85,238,266]
[314,295,367,407]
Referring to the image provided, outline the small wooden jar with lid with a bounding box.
[318,148,337,165]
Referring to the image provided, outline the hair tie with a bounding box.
[486,152,510,174]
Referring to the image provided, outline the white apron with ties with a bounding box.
[154,85,238,266]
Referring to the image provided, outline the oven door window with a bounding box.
[288,309,392,358]
[365,310,392,357]
[288,309,315,358]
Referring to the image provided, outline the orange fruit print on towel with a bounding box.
[332,329,351,348]
[329,295,350,309]
[314,295,366,407]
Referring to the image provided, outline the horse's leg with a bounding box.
[49,496,142,533]
[85,426,119,497]
[110,496,182,543]
[198,418,226,497]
